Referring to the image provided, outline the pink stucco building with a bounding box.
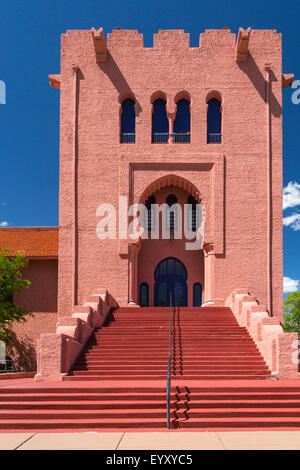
[54,26,290,316]
[0,26,298,382]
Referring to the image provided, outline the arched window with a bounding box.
[145,195,156,232]
[193,283,202,306]
[166,194,177,240]
[187,195,198,232]
[152,99,169,143]
[173,99,190,143]
[207,98,221,143]
[120,99,135,143]
[139,283,149,307]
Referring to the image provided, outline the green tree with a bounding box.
[0,247,32,342]
[284,291,300,334]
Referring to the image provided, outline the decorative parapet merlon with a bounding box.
[236,27,251,63]
[282,74,294,88]
[225,289,299,379]
[91,27,108,63]
[49,74,61,89]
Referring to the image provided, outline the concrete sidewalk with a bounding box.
[1,431,300,450]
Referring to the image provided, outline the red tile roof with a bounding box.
[0,227,58,257]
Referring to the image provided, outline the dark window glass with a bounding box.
[193,283,202,306]
[121,99,135,143]
[207,98,221,143]
[139,283,149,307]
[166,194,178,238]
[145,195,156,231]
[187,195,198,232]
[152,99,169,143]
[173,99,190,143]
[154,257,187,281]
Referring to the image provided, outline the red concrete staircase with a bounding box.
[1,307,300,431]
[67,307,271,381]
[2,383,300,431]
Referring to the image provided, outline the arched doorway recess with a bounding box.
[154,257,188,307]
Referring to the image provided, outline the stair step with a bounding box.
[2,408,300,420]
[172,417,300,429]
[0,418,166,430]
[74,365,269,371]
[2,391,300,401]
[64,375,271,381]
[76,361,266,366]
[84,347,260,351]
[83,354,263,358]
[4,417,300,431]
[3,400,300,410]
[71,369,270,376]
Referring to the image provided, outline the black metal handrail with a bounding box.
[166,292,173,429]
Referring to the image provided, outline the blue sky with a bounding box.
[0,0,299,293]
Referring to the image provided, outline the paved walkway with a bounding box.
[2,431,300,450]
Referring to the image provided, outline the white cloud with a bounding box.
[283,213,300,231]
[284,276,300,293]
[283,181,300,210]
[0,221,8,227]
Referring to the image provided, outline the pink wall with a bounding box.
[8,312,58,368]
[56,28,284,318]
[8,259,58,367]
[15,259,58,312]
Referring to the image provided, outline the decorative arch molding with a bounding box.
[118,92,140,118]
[206,90,222,107]
[174,90,191,105]
[139,174,203,205]
[118,155,225,306]
[118,91,136,105]
[118,153,225,257]
[150,90,167,104]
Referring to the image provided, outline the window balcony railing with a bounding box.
[207,133,222,144]
[152,133,191,144]
[174,132,190,143]
[120,132,222,144]
[152,133,169,143]
[120,133,135,143]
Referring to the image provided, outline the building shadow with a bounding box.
[6,331,36,371]
[238,53,282,118]
[97,52,142,116]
